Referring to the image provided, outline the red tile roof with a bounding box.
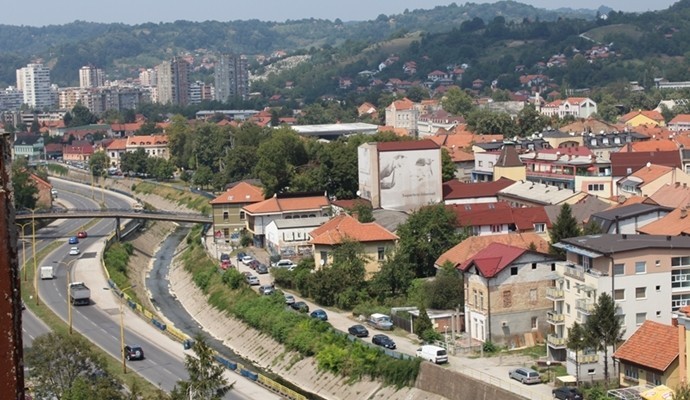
[442,178,514,200]
[106,138,128,151]
[626,163,674,186]
[309,214,398,245]
[610,151,681,176]
[670,114,690,124]
[460,243,527,278]
[613,320,678,372]
[435,232,549,268]
[448,203,550,230]
[376,139,439,152]
[209,182,265,205]
[126,135,168,146]
[243,194,330,215]
[619,110,665,124]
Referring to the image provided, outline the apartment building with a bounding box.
[16,63,53,109]
[79,65,105,88]
[156,57,190,106]
[214,54,249,102]
[547,234,690,380]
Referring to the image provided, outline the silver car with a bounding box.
[509,367,541,384]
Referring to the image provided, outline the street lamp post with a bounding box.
[29,208,39,306]
[546,360,552,383]
[119,285,136,373]
[54,259,78,334]
[16,222,32,281]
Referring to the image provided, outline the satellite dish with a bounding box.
[646,161,652,168]
[356,190,361,197]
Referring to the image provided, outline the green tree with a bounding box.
[582,219,603,235]
[352,201,374,223]
[396,204,461,277]
[425,262,464,309]
[441,87,475,116]
[171,335,232,400]
[25,332,116,400]
[192,165,214,189]
[566,322,588,387]
[549,203,581,258]
[585,293,623,384]
[120,148,149,175]
[516,104,549,137]
[414,306,437,342]
[254,127,308,196]
[371,250,415,300]
[11,158,38,210]
[89,151,110,179]
[147,158,176,181]
[166,115,193,169]
[674,383,690,400]
[308,240,367,308]
[441,147,456,182]
[221,146,258,183]
[66,103,98,127]
[30,118,41,133]
[465,108,517,136]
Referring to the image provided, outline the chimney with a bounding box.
[682,207,688,219]
[622,234,627,239]
[672,315,679,327]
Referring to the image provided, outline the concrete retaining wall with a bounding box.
[415,362,528,400]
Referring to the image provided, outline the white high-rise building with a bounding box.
[79,65,105,88]
[139,68,157,87]
[16,63,53,110]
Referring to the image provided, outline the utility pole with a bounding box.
[0,131,25,399]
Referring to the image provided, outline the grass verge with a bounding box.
[132,181,210,214]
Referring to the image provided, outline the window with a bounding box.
[656,260,661,267]
[635,261,646,274]
[377,247,385,261]
[531,317,538,329]
[491,224,501,233]
[478,161,483,167]
[320,251,328,265]
[656,285,661,292]
[534,223,546,232]
[613,264,625,276]
[566,303,571,314]
[656,311,661,318]
[672,256,690,267]
[473,289,478,307]
[239,211,246,220]
[587,184,604,191]
[673,293,690,311]
[222,211,229,221]
[635,287,646,299]
[503,290,512,308]
[510,267,518,276]
[566,280,570,290]
[529,289,537,303]
[532,263,537,270]
[636,312,647,325]
[614,289,625,301]
[624,365,639,382]
[551,263,556,271]
[479,292,484,309]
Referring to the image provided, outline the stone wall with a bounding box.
[415,362,528,400]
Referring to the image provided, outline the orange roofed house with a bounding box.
[126,135,169,160]
[210,182,265,243]
[242,192,331,248]
[309,214,398,278]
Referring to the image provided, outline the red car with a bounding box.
[77,231,88,239]
[220,260,232,270]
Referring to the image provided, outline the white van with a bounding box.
[416,345,448,364]
[40,266,54,280]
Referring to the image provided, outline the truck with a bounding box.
[69,282,91,306]
[40,266,54,280]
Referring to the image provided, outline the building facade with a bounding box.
[79,65,105,88]
[156,57,190,106]
[16,63,53,109]
[214,54,249,102]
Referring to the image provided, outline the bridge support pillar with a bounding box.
[115,217,121,241]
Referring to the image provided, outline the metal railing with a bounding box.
[546,287,564,300]
[576,299,595,314]
[547,334,566,348]
[546,311,565,324]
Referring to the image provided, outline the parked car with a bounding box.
[256,263,269,274]
[248,260,260,270]
[220,253,230,262]
[68,236,79,244]
[271,259,294,269]
[69,246,80,256]
[124,345,145,361]
[372,334,396,349]
[76,231,88,239]
[348,324,369,338]
[220,260,232,270]
[259,285,274,295]
[291,301,309,313]
[509,367,541,384]
[284,294,295,305]
[236,251,247,262]
[310,309,328,321]
[241,255,254,265]
[416,345,448,364]
[552,387,583,400]
[245,274,260,286]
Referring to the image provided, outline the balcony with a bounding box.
[564,264,585,281]
[580,353,599,364]
[546,287,564,300]
[547,311,565,325]
[547,334,566,348]
[576,299,595,314]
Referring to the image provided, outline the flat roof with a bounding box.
[559,234,690,254]
[289,123,379,137]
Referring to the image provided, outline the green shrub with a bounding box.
[482,341,498,353]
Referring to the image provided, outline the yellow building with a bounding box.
[493,143,526,182]
[619,110,666,127]
[309,214,398,278]
[209,182,264,243]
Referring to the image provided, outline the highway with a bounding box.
[22,178,280,399]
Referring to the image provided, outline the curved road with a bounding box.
[23,178,279,399]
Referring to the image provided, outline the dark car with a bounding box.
[124,345,144,361]
[236,251,247,262]
[348,324,369,338]
[68,236,79,244]
[248,260,260,270]
[552,387,583,400]
[256,263,269,274]
[291,301,309,313]
[310,309,328,321]
[372,334,396,349]
[220,253,230,262]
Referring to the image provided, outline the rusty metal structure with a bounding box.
[0,132,25,399]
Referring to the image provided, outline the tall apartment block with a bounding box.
[156,57,190,106]
[16,63,53,110]
[214,54,249,102]
[79,65,105,88]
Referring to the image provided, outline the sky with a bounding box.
[0,0,680,27]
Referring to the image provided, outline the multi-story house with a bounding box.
[214,54,249,102]
[610,150,681,183]
[617,164,690,198]
[539,97,598,119]
[669,114,690,131]
[618,110,666,127]
[242,192,331,248]
[460,243,559,346]
[520,146,612,196]
[12,133,44,161]
[104,138,127,168]
[589,203,672,234]
[209,182,265,243]
[442,178,514,205]
[447,202,551,238]
[471,150,501,182]
[265,217,328,260]
[126,135,169,160]
[309,214,398,278]
[498,180,587,208]
[548,234,690,380]
[384,98,418,136]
